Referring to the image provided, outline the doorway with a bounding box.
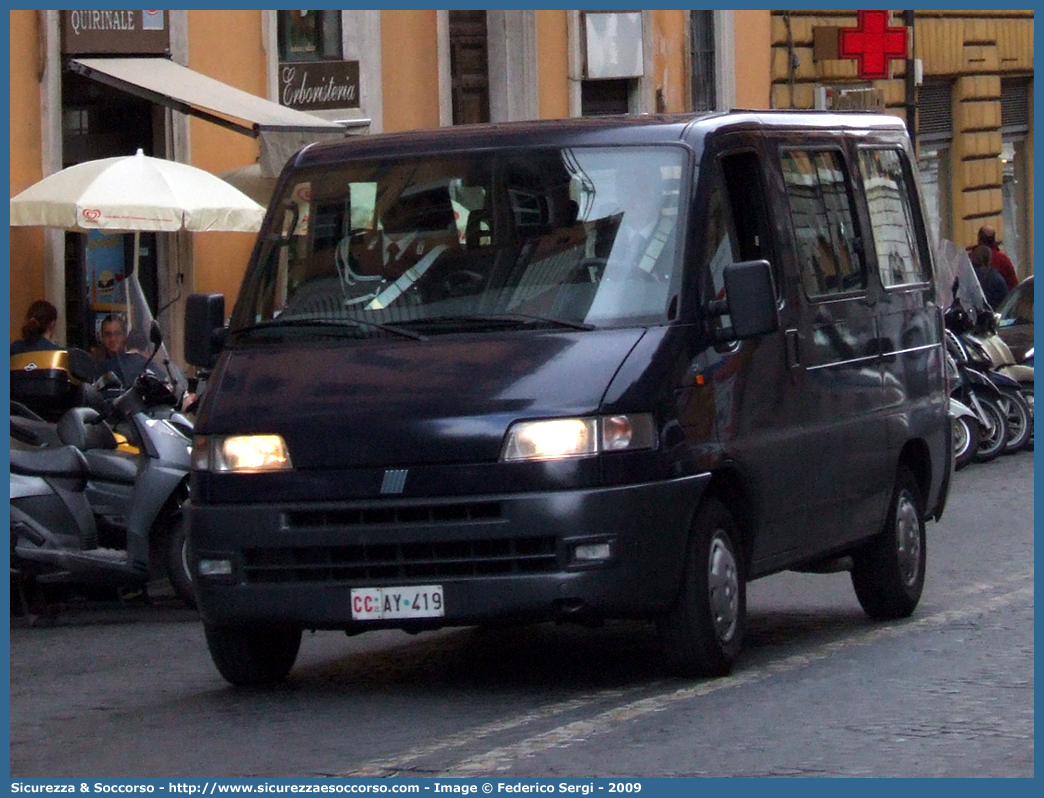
[60,69,159,353]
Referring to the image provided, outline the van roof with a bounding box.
[289,109,910,170]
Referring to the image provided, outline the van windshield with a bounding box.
[232,146,688,338]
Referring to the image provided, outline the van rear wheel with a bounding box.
[659,497,745,678]
[204,624,302,687]
[851,465,925,620]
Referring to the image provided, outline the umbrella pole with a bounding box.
[130,229,139,337]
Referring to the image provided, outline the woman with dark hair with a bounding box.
[11,300,61,355]
[970,244,1009,309]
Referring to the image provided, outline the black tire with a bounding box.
[165,513,196,610]
[953,414,979,471]
[204,624,303,687]
[153,487,196,610]
[851,465,925,620]
[660,497,745,678]
[999,387,1032,454]
[973,393,1009,463]
[1020,382,1033,451]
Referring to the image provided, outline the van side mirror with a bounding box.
[184,293,226,368]
[707,260,779,341]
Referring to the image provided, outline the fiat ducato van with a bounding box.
[184,111,951,686]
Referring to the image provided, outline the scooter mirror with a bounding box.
[93,371,122,391]
[67,348,97,383]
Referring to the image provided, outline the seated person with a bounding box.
[609,166,676,281]
[96,314,149,386]
[11,300,62,355]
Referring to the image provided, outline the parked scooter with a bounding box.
[943,280,1033,456]
[10,323,195,608]
[937,239,1032,460]
[945,327,1009,465]
[958,319,1032,454]
[963,307,1033,451]
[946,348,981,471]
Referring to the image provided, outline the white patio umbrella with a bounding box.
[10,148,266,351]
[10,148,265,235]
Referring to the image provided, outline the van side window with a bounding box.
[780,150,864,297]
[857,148,928,287]
[718,151,779,295]
[700,184,735,326]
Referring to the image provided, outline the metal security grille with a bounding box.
[1001,78,1030,133]
[918,81,953,143]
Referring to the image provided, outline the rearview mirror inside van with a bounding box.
[709,259,779,341]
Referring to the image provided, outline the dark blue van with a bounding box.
[184,111,951,686]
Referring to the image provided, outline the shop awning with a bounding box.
[68,57,351,177]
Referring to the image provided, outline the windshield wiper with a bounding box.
[232,317,427,341]
[416,313,596,332]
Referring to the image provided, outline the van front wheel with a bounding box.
[851,466,925,620]
[204,625,302,687]
[659,498,745,678]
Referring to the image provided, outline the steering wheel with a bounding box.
[440,270,486,298]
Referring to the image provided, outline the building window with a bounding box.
[916,81,954,245]
[579,11,643,117]
[581,80,631,116]
[278,10,341,61]
[449,10,490,125]
[690,10,716,111]
[1001,77,1030,278]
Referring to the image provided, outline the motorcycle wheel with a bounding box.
[153,487,196,610]
[999,387,1032,454]
[1019,382,1033,451]
[973,394,1009,463]
[953,414,979,471]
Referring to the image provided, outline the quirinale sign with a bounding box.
[279,61,361,112]
[62,10,169,55]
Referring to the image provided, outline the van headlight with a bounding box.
[500,414,656,461]
[193,434,293,473]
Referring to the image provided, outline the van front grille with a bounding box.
[285,501,502,530]
[241,536,559,584]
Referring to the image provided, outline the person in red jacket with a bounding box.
[977,225,1018,291]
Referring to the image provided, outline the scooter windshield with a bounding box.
[103,268,189,399]
[232,145,689,338]
[935,238,988,313]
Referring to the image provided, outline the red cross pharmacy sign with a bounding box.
[838,10,908,80]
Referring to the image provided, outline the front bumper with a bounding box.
[189,473,710,630]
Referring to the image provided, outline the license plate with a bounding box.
[351,585,445,620]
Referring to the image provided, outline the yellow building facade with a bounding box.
[8,10,771,360]
[770,9,1034,278]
